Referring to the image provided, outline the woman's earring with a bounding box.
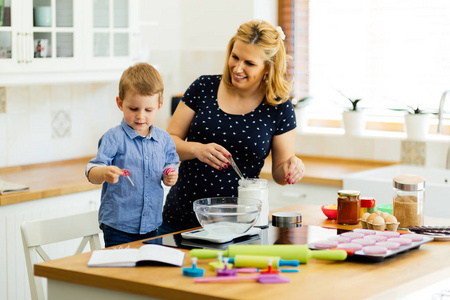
[263,74,268,83]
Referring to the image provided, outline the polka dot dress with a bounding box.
[162,75,296,230]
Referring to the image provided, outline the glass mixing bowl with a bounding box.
[193,197,262,237]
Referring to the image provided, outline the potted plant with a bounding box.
[338,90,365,136]
[291,96,313,132]
[390,105,436,141]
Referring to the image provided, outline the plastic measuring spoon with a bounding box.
[194,274,290,284]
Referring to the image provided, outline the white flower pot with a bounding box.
[404,114,430,141]
[295,108,308,132]
[342,110,365,136]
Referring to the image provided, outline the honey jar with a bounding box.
[337,190,360,225]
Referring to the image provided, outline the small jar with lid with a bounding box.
[337,190,360,225]
[393,174,425,229]
[360,197,376,217]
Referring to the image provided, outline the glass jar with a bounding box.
[393,174,425,229]
[337,190,360,225]
[238,178,269,227]
[360,197,376,217]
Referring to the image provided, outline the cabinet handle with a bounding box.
[25,33,33,63]
[17,32,23,63]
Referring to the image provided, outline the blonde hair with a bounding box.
[222,20,293,106]
[119,63,164,103]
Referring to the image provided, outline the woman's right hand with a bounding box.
[195,142,231,170]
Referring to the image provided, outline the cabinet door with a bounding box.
[0,0,83,74]
[84,0,138,71]
[0,0,25,72]
[26,0,82,72]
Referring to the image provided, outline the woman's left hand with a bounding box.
[283,156,305,185]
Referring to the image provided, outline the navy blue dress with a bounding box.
[162,75,296,230]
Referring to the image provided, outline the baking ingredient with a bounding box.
[364,235,387,242]
[362,246,388,255]
[376,231,401,238]
[384,215,397,223]
[337,190,360,225]
[352,238,376,246]
[360,197,376,217]
[361,213,371,221]
[313,240,339,249]
[387,237,412,246]
[394,195,423,228]
[324,204,337,210]
[238,179,269,227]
[400,234,424,242]
[375,241,401,250]
[366,213,378,224]
[336,243,363,251]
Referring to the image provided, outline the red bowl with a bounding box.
[321,205,337,220]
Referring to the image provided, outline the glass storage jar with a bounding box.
[238,178,269,227]
[337,190,360,225]
[393,174,425,229]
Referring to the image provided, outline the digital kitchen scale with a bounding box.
[181,227,261,243]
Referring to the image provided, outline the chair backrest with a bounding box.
[21,210,102,300]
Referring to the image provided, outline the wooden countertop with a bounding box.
[35,203,450,300]
[0,157,100,206]
[0,155,396,206]
[260,155,395,186]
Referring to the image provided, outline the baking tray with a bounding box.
[149,224,434,262]
[309,235,434,262]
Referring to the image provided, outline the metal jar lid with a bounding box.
[393,174,425,191]
[272,212,302,228]
[337,190,361,196]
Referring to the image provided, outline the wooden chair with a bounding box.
[21,210,102,300]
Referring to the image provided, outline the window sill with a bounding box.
[306,118,450,138]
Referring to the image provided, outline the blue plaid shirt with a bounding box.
[86,119,179,234]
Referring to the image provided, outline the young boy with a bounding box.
[86,63,179,247]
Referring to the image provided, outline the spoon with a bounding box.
[229,157,245,180]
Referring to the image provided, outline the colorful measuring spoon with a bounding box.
[122,169,135,186]
[163,167,176,175]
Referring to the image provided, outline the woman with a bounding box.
[159,20,305,234]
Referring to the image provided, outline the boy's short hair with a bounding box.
[119,63,164,103]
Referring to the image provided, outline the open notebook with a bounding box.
[0,180,30,195]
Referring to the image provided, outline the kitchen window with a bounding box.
[279,0,450,134]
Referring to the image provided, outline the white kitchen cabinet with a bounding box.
[0,189,103,300]
[0,0,139,85]
[267,181,340,210]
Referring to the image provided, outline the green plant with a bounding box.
[389,105,437,115]
[291,96,313,109]
[338,90,362,111]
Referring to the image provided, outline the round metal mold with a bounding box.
[272,212,302,228]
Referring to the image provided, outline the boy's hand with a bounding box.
[103,166,123,184]
[163,169,178,186]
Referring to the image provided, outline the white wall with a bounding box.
[140,0,278,128]
[0,0,277,168]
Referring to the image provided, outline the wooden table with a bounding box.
[34,204,450,300]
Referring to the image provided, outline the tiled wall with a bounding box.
[0,83,122,167]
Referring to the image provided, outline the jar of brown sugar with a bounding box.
[337,190,360,225]
[393,174,425,229]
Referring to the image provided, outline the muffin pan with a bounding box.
[309,228,433,262]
